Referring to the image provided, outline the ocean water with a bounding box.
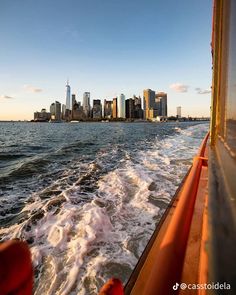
[0,121,208,294]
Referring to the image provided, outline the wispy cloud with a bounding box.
[23,84,42,93]
[62,27,83,41]
[170,83,189,93]
[0,95,14,100]
[65,28,79,38]
[195,87,211,94]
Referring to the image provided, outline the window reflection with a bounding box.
[226,0,236,153]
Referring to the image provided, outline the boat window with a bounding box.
[225,0,236,155]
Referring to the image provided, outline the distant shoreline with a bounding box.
[0,118,210,123]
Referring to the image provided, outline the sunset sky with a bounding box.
[0,0,212,120]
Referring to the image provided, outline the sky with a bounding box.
[0,0,213,120]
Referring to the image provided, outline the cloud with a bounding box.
[170,83,189,93]
[0,95,14,100]
[62,27,83,41]
[195,87,211,94]
[23,84,42,93]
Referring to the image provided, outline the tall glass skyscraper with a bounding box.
[65,80,71,110]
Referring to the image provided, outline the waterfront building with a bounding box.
[93,99,102,119]
[50,101,61,121]
[118,94,126,118]
[72,98,85,121]
[50,102,55,116]
[155,96,162,116]
[155,92,168,117]
[125,98,135,119]
[72,94,76,108]
[143,89,158,120]
[104,99,113,119]
[65,80,71,110]
[177,106,182,118]
[133,95,143,119]
[62,104,66,120]
[144,89,156,109]
[112,97,118,119]
[55,101,61,121]
[34,108,51,122]
[83,92,91,118]
[64,109,71,121]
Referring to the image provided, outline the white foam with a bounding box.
[0,122,209,295]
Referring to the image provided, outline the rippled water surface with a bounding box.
[0,121,208,294]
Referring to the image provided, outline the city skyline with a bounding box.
[34,84,170,122]
[0,0,212,120]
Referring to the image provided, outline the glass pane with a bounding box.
[226,0,236,153]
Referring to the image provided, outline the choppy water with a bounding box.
[0,121,208,294]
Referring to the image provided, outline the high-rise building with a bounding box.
[155,92,168,117]
[112,97,118,119]
[134,95,142,107]
[104,99,113,118]
[133,95,143,119]
[62,104,66,120]
[177,106,182,118]
[83,92,91,118]
[143,89,157,119]
[55,101,61,121]
[50,101,61,121]
[93,99,102,119]
[50,102,55,116]
[72,98,85,121]
[65,80,71,110]
[72,94,76,108]
[144,89,155,109]
[125,98,135,119]
[118,94,126,118]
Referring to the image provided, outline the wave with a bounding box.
[0,153,28,160]
[0,156,51,181]
[0,122,209,295]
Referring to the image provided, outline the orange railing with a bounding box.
[140,132,209,295]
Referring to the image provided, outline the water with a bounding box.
[0,121,208,294]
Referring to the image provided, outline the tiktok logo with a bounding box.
[173,283,179,290]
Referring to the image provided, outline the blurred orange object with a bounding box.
[99,278,124,295]
[0,240,33,295]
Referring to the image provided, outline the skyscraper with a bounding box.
[118,94,125,118]
[50,101,61,121]
[65,80,71,110]
[72,94,76,108]
[93,99,102,119]
[155,92,168,117]
[177,106,182,118]
[55,101,61,121]
[143,89,157,119]
[83,92,91,118]
[112,97,118,119]
[72,98,85,121]
[133,95,143,119]
[104,99,113,119]
[125,98,135,119]
[62,104,66,120]
[50,102,55,116]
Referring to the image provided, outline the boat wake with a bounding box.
[0,122,208,295]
